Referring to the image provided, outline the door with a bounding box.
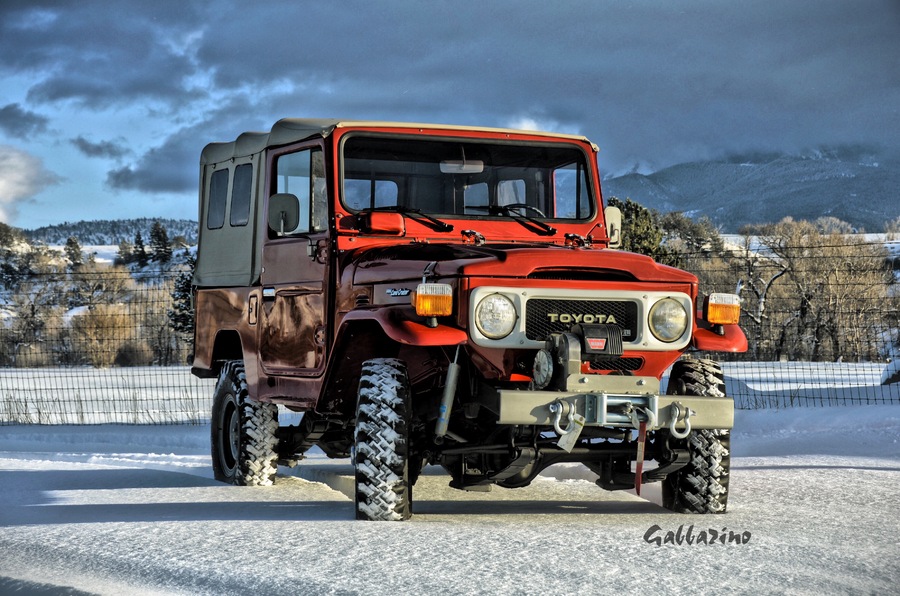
[259,144,329,376]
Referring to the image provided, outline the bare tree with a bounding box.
[750,217,893,362]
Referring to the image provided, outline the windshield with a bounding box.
[341,136,594,222]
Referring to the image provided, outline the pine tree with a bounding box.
[149,221,172,264]
[115,239,134,266]
[134,231,149,268]
[64,236,83,270]
[168,250,196,341]
[606,196,680,266]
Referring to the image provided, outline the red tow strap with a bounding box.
[634,420,647,496]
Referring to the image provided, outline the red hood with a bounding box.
[348,243,697,285]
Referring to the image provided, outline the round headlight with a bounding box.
[475,294,517,339]
[649,298,688,342]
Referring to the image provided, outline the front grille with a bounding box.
[525,299,638,341]
[587,358,644,372]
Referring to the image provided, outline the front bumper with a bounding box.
[496,375,733,431]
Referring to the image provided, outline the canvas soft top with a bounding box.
[200,118,597,164]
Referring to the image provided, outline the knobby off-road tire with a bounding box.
[662,358,731,514]
[211,360,279,486]
[354,358,412,521]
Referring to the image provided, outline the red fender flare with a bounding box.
[339,308,467,346]
[691,324,748,353]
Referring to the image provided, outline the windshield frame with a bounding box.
[337,131,598,227]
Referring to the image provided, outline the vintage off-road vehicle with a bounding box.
[191,119,747,520]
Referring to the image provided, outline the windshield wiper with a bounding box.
[469,204,557,236]
[360,206,454,232]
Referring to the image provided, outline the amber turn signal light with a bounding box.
[704,293,742,325]
[412,283,453,317]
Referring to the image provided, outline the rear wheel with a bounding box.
[354,358,412,521]
[662,358,731,513]
[211,361,279,486]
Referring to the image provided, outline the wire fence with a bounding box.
[1,236,899,425]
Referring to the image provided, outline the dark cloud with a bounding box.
[106,142,196,194]
[186,0,900,171]
[0,0,203,108]
[70,136,129,159]
[0,103,49,138]
[2,0,899,219]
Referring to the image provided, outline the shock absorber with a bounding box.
[435,345,461,442]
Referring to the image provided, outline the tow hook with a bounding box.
[626,403,657,431]
[549,400,576,435]
[668,401,696,439]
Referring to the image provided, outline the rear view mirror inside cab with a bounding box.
[440,159,484,174]
[268,193,300,236]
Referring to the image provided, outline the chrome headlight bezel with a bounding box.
[648,297,689,343]
[474,293,518,339]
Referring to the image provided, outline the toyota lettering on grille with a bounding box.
[546,313,618,324]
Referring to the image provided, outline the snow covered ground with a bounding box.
[3,362,897,426]
[1,406,899,595]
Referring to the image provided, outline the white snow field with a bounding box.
[1,405,899,595]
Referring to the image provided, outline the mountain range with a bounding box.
[12,147,899,241]
[601,146,900,233]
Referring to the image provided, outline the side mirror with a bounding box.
[604,205,622,249]
[268,193,300,236]
[362,211,406,235]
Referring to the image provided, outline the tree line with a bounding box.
[0,222,193,368]
[608,197,900,363]
[2,206,899,369]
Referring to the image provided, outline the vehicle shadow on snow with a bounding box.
[1,467,673,527]
[0,469,352,526]
[731,463,900,473]
[411,499,668,516]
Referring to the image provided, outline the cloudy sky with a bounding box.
[0,0,898,229]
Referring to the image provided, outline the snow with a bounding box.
[2,405,899,595]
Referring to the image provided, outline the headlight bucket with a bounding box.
[648,298,688,342]
[474,293,517,339]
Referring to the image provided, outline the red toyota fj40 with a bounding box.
[191,119,747,520]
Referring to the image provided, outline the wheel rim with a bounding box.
[220,398,239,472]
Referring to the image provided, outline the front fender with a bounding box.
[340,307,468,346]
[315,308,466,416]
[691,324,748,353]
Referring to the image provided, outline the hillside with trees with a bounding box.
[0,220,194,368]
[23,218,197,246]
[605,196,899,365]
[2,210,898,370]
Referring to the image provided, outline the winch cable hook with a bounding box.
[628,405,658,431]
[668,402,695,439]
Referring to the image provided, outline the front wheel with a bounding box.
[210,361,279,486]
[354,358,412,521]
[661,358,731,513]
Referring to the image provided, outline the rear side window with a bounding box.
[230,164,253,227]
[207,169,229,230]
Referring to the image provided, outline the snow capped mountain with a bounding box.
[601,146,900,232]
